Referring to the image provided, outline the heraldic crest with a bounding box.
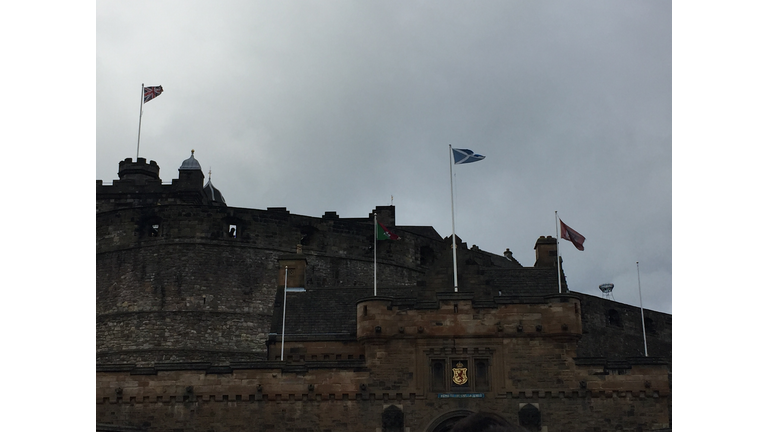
[452,361,468,385]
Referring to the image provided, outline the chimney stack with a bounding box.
[534,236,558,268]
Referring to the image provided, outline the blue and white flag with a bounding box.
[452,148,485,164]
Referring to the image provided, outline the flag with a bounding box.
[377,221,399,240]
[143,85,164,103]
[452,148,485,164]
[560,219,585,251]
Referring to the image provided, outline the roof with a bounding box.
[179,150,201,170]
[204,178,226,204]
[270,286,422,340]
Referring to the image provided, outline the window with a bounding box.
[431,360,446,392]
[223,217,242,239]
[644,317,656,334]
[475,359,490,391]
[141,216,162,238]
[607,309,622,327]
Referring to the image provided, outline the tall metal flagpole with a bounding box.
[555,211,562,294]
[136,83,145,160]
[449,145,458,292]
[637,262,649,356]
[281,266,288,361]
[374,212,377,296]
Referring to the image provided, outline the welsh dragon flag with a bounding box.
[376,221,399,240]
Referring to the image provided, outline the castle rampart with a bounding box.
[97,154,671,431]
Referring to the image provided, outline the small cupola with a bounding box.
[204,169,226,205]
[179,150,202,171]
[177,150,204,189]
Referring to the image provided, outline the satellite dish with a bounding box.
[599,283,614,293]
[599,283,615,300]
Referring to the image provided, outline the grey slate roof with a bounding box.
[487,267,563,295]
[204,178,226,204]
[270,286,422,340]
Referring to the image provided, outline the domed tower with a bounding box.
[176,149,205,189]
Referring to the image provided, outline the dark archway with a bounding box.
[382,405,404,432]
[425,410,474,432]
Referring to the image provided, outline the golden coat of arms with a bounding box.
[452,361,469,385]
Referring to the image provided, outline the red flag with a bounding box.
[143,85,164,103]
[560,219,585,251]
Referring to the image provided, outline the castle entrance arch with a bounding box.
[424,410,474,432]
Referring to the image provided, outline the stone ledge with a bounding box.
[96,423,147,432]
[574,357,669,367]
[96,389,669,405]
[97,359,369,375]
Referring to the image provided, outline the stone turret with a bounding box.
[117,157,160,183]
[534,235,558,268]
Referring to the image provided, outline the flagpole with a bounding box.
[449,145,458,292]
[374,212,377,297]
[137,83,144,160]
[281,266,287,361]
[637,262,649,356]
[555,211,562,294]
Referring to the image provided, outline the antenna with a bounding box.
[599,283,615,301]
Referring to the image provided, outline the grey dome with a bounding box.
[179,150,202,171]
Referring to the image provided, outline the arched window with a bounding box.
[607,309,622,327]
[431,360,446,391]
[644,316,656,334]
[475,359,490,391]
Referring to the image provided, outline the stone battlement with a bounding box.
[356,295,583,341]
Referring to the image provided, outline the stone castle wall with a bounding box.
[96,157,672,431]
[97,346,670,432]
[576,294,672,362]
[97,201,441,364]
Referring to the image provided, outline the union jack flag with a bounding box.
[143,85,164,103]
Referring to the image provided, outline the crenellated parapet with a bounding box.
[96,359,670,432]
[356,293,583,342]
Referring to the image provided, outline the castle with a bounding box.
[96,152,671,432]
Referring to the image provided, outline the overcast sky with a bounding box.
[96,1,671,313]
[6,2,768,429]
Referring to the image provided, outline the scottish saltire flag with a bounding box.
[452,148,485,164]
[143,85,164,103]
